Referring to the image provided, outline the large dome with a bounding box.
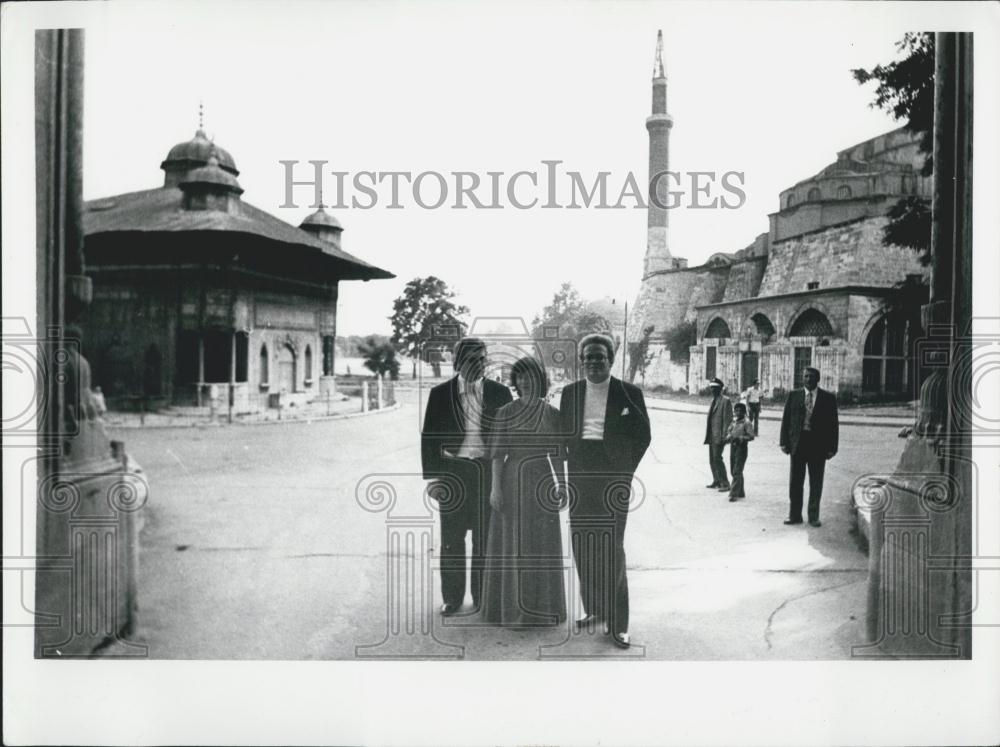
[161,129,239,177]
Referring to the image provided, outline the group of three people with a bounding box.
[420,334,650,649]
[704,368,840,526]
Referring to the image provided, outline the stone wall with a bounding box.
[757,216,925,297]
[720,256,767,303]
[634,344,689,390]
[630,263,730,343]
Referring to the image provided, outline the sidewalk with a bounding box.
[102,395,399,428]
[644,395,915,428]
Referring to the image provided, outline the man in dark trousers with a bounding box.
[779,366,839,527]
[704,378,733,492]
[559,333,651,648]
[421,337,513,615]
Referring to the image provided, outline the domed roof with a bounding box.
[161,129,239,175]
[179,154,243,194]
[300,207,343,231]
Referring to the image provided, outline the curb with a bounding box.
[105,401,402,430]
[644,399,912,428]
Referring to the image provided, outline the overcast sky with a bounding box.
[44,2,944,335]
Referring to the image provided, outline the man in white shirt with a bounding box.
[422,338,513,615]
[742,379,762,435]
[558,334,651,648]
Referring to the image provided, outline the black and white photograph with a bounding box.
[3,1,999,745]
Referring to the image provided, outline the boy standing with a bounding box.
[725,402,755,501]
[742,380,762,435]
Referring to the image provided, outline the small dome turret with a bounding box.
[299,207,344,249]
[179,153,243,212]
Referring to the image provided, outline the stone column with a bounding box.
[862,33,973,659]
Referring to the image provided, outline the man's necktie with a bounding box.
[805,390,814,427]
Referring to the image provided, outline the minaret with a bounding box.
[644,30,674,277]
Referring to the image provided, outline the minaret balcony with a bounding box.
[646,113,674,129]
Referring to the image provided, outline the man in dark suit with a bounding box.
[559,333,651,648]
[779,366,839,527]
[421,337,513,615]
[704,378,733,492]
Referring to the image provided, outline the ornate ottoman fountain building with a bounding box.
[81,127,393,413]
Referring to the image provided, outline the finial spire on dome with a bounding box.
[198,101,204,131]
[653,29,665,79]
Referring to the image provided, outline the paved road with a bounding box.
[111,388,902,660]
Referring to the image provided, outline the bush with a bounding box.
[663,320,697,364]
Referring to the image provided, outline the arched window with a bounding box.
[786,194,796,209]
[705,317,732,340]
[789,308,834,338]
[837,185,852,199]
[749,313,775,341]
[807,187,821,201]
[863,314,917,395]
[322,335,335,376]
[259,344,269,385]
[304,345,313,381]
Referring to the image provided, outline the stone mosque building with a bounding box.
[627,33,929,400]
[81,126,393,412]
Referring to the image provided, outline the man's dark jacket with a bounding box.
[421,377,513,479]
[779,387,839,457]
[558,376,651,476]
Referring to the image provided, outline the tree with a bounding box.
[663,319,697,364]
[532,283,618,379]
[390,276,469,378]
[853,32,934,262]
[357,335,401,381]
[627,325,656,383]
[531,282,586,338]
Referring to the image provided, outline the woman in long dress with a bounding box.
[481,356,567,626]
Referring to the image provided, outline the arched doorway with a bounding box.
[788,309,834,388]
[278,344,297,393]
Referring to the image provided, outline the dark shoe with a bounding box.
[612,631,631,648]
[728,495,738,502]
[440,603,460,616]
[706,483,719,489]
[808,519,822,527]
[718,485,731,492]
[783,518,803,525]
